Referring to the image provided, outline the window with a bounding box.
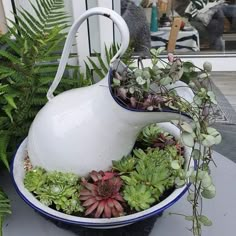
[4,0,236,70]
[120,0,236,70]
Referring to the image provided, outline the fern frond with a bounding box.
[31,97,47,106]
[0,134,10,170]
[0,0,81,169]
[0,51,21,65]
[19,10,42,34]
[0,36,21,55]
[87,57,105,79]
[105,44,111,67]
[95,52,108,74]
[29,1,44,22]
[0,188,11,227]
[7,18,33,42]
[35,0,47,19]
[85,62,94,84]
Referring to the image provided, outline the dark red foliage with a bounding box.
[79,170,124,218]
[153,133,184,155]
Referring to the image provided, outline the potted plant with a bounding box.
[10,6,221,236]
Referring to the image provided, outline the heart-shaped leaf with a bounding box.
[180,122,193,133]
[182,132,195,147]
[202,134,216,147]
[199,215,213,226]
[201,184,216,199]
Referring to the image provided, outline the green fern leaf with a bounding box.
[29,1,44,23]
[0,134,10,170]
[41,0,50,14]
[14,15,38,39]
[87,57,105,79]
[0,187,11,234]
[0,35,21,55]
[105,44,111,67]
[85,62,94,84]
[94,51,108,74]
[7,18,33,42]
[35,0,47,19]
[0,51,21,65]
[19,10,42,34]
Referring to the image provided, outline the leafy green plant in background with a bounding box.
[85,44,135,81]
[0,0,88,169]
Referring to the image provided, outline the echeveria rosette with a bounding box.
[24,167,46,192]
[46,171,79,186]
[120,144,185,210]
[112,155,136,173]
[123,185,155,211]
[37,183,83,215]
[24,168,84,215]
[79,171,125,218]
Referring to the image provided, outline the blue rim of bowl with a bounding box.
[10,143,190,227]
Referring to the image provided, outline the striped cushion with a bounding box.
[185,0,225,20]
[192,0,208,10]
[186,0,209,18]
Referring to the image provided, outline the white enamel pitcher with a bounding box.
[27,7,194,176]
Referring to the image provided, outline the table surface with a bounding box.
[2,151,236,236]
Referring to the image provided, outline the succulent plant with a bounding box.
[46,171,79,186]
[123,184,155,211]
[136,124,183,155]
[112,155,136,173]
[120,144,185,211]
[24,168,83,215]
[24,167,46,192]
[79,170,124,218]
[122,150,173,199]
[136,124,163,144]
[37,183,83,215]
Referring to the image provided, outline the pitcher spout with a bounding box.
[119,108,192,128]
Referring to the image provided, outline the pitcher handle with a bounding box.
[47,7,130,100]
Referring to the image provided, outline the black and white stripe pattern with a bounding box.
[193,0,208,10]
[151,28,200,52]
[185,0,208,18]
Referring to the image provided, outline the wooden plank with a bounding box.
[167,17,182,53]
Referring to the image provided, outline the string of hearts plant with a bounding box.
[23,46,221,236]
[111,48,221,236]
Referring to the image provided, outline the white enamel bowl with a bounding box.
[11,123,193,229]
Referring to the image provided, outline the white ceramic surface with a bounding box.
[13,123,194,229]
[27,8,194,176]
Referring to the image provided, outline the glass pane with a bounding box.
[86,0,101,54]
[120,0,236,55]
